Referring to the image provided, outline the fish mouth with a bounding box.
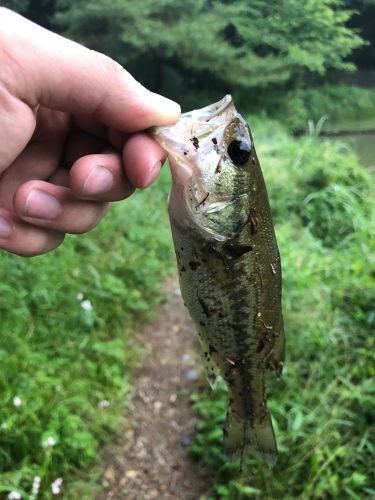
[151,95,236,184]
[181,94,234,122]
[152,94,236,145]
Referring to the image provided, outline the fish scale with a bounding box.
[151,95,285,467]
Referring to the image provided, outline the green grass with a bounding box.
[0,168,174,498]
[189,118,375,499]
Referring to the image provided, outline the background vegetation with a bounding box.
[1,0,374,498]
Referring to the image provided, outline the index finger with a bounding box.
[0,8,180,131]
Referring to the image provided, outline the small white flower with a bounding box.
[76,292,84,301]
[31,476,41,495]
[81,299,93,311]
[8,492,21,500]
[98,400,110,409]
[42,436,56,448]
[13,396,22,407]
[51,477,63,495]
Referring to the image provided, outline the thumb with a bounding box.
[0,8,180,131]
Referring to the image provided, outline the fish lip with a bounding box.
[182,94,233,122]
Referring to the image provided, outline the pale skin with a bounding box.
[0,8,180,256]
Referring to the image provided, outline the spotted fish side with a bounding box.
[168,142,284,466]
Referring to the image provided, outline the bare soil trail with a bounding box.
[98,278,210,500]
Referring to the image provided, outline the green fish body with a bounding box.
[152,95,284,465]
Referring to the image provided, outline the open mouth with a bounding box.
[151,94,235,147]
[182,94,233,122]
[150,95,237,184]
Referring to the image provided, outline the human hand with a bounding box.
[0,8,180,256]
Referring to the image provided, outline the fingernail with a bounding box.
[0,216,13,239]
[143,161,162,188]
[82,165,114,196]
[24,189,62,219]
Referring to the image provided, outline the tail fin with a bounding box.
[224,409,278,468]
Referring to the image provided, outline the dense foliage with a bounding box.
[3,0,368,100]
[54,0,363,97]
[190,118,375,499]
[0,171,174,497]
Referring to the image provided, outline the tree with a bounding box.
[4,0,365,104]
[54,0,363,96]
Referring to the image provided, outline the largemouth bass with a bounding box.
[152,95,284,466]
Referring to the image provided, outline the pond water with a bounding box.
[344,134,375,169]
[324,117,375,170]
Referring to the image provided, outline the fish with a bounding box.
[151,95,285,467]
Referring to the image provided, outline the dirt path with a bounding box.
[98,278,209,499]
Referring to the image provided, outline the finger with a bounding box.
[0,208,64,257]
[70,152,135,201]
[1,9,180,131]
[0,93,68,173]
[13,181,109,234]
[31,107,70,142]
[71,116,129,151]
[123,133,167,189]
[62,129,108,167]
[0,136,65,209]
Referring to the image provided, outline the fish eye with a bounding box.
[227,140,252,166]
